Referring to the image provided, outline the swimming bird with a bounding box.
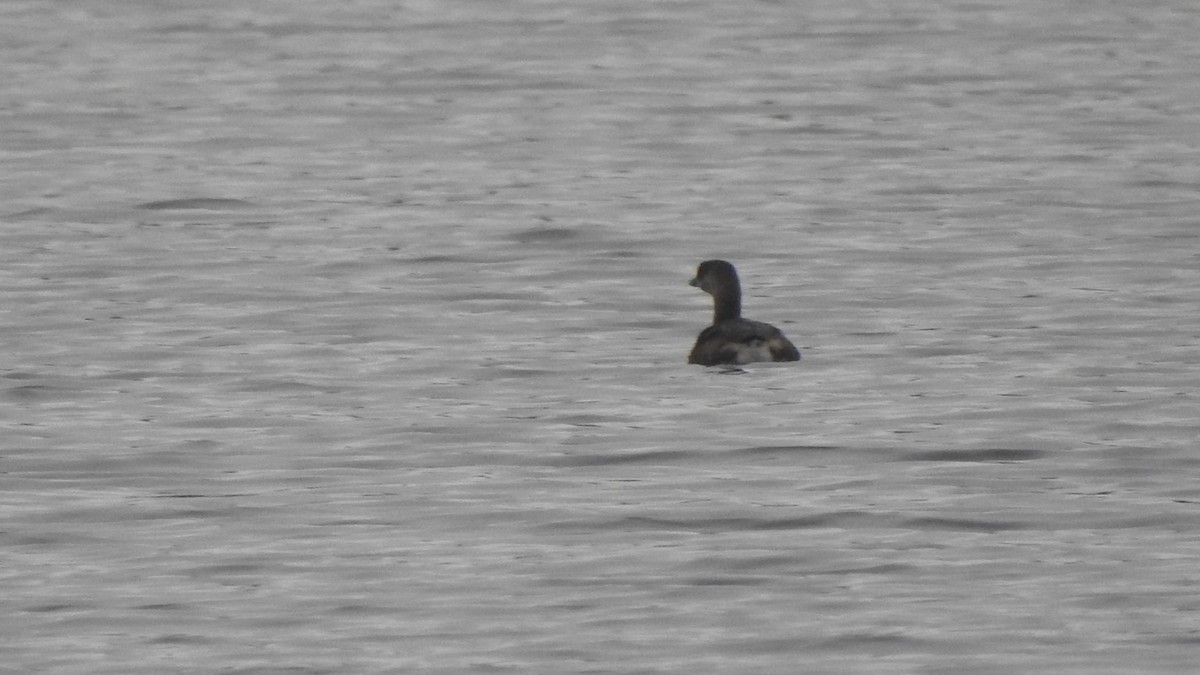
[688,259,801,366]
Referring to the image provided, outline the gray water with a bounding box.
[3,1,1199,673]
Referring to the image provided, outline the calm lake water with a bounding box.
[3,1,1199,673]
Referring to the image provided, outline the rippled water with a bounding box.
[3,1,1199,673]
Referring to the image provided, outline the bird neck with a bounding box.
[711,285,742,323]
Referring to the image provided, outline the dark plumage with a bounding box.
[687,260,801,366]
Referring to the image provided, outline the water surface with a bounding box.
[3,1,1199,673]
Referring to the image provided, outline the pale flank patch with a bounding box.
[731,341,774,364]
